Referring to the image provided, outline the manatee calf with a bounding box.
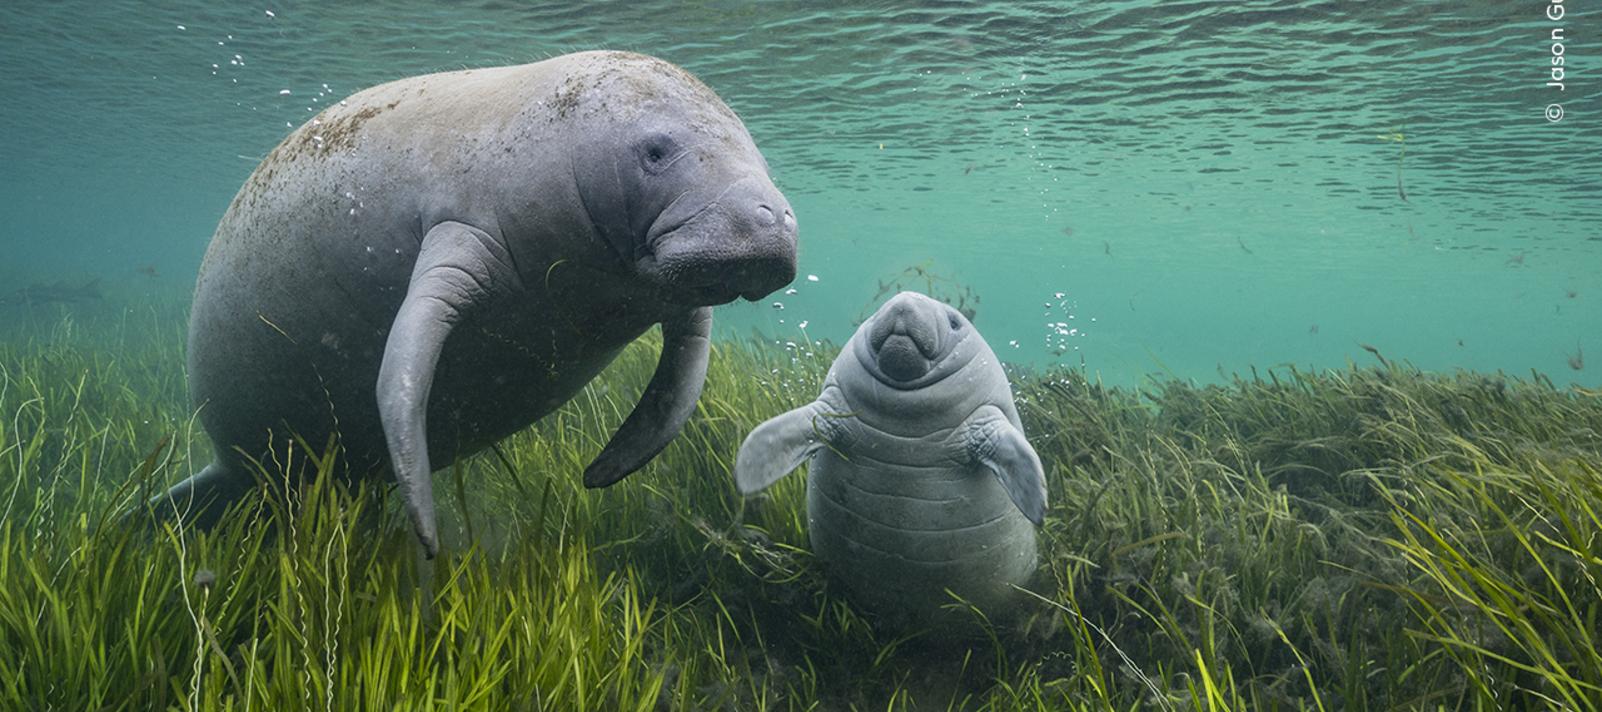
[735,291,1046,625]
[163,51,797,557]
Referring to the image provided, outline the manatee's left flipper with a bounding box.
[584,307,712,488]
[959,405,1048,525]
[378,221,523,559]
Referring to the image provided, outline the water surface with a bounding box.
[2,0,1597,384]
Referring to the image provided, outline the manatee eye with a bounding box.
[639,133,680,173]
[947,311,962,330]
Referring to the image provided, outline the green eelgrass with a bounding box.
[1,301,1600,710]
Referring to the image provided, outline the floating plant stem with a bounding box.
[1379,127,1408,202]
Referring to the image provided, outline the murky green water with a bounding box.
[2,0,1598,384]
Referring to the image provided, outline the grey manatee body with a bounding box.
[735,292,1046,625]
[165,51,797,557]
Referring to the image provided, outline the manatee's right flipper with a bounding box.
[583,306,713,488]
[147,461,252,529]
[378,221,523,560]
[734,393,846,494]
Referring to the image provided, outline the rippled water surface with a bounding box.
[2,0,1598,383]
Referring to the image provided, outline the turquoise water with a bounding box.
[2,0,1598,385]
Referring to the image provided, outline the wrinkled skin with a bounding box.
[734,292,1046,629]
[162,51,797,558]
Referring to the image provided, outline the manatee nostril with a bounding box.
[754,204,776,226]
[782,208,795,227]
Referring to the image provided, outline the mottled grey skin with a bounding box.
[164,51,798,558]
[735,292,1046,625]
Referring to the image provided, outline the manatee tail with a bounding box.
[146,461,252,529]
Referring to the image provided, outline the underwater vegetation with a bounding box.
[2,304,1602,710]
[861,262,982,325]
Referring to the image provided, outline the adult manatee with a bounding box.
[164,51,798,558]
[734,292,1045,626]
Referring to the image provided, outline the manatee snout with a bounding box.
[723,180,797,298]
[650,175,797,303]
[869,293,943,381]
